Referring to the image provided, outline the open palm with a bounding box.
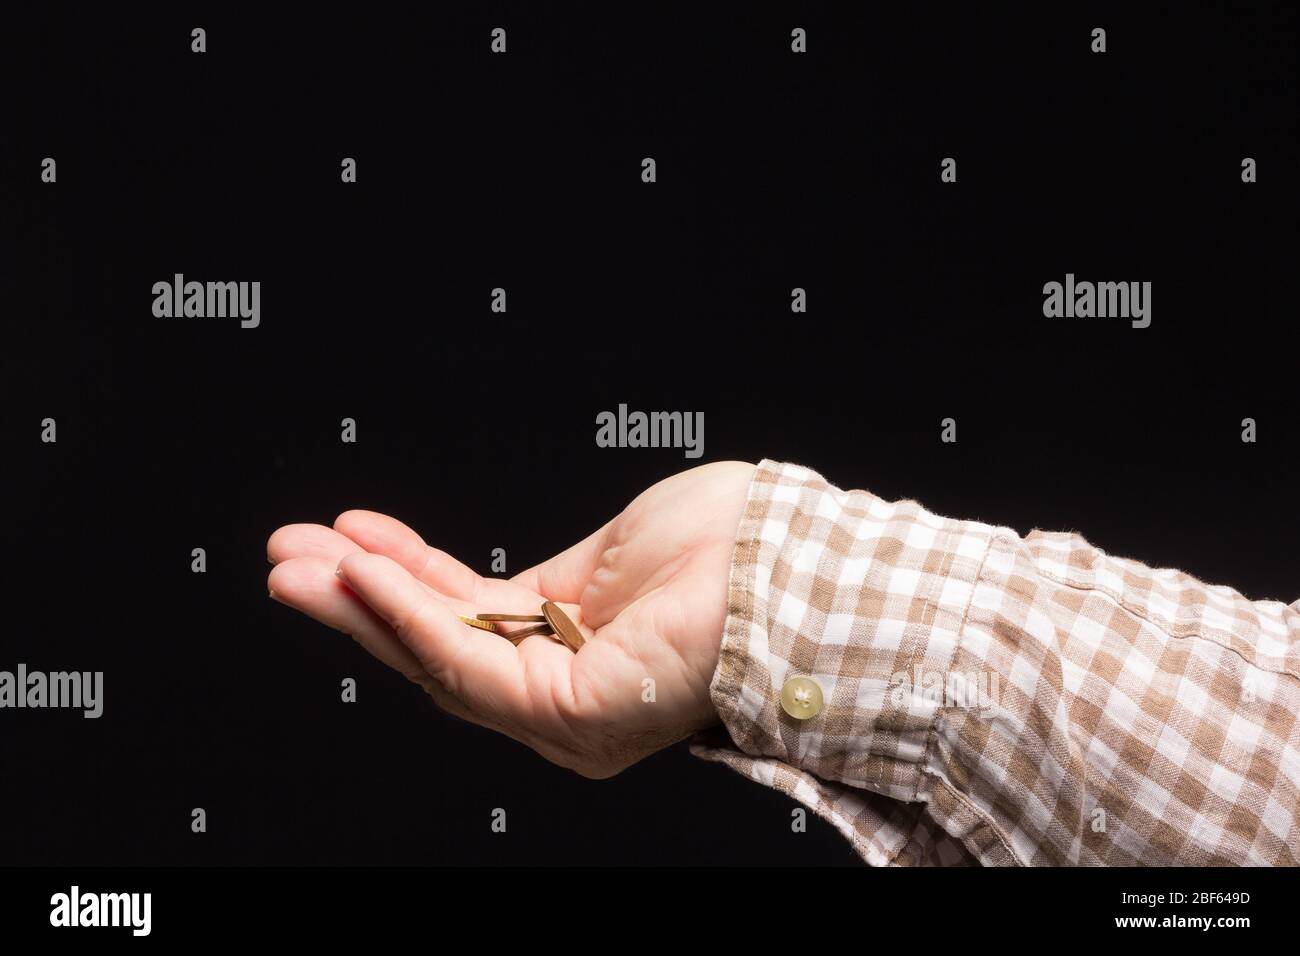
[267,460,755,777]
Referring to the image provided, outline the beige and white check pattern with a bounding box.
[690,460,1300,865]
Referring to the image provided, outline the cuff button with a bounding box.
[780,676,824,720]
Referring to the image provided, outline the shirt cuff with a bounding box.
[688,459,1001,865]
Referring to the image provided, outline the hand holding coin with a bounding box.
[267,461,756,778]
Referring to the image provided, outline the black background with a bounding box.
[3,2,1297,867]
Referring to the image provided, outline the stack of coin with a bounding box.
[457,601,585,652]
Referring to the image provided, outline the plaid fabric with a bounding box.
[689,460,1300,865]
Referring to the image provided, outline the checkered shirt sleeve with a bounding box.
[689,460,1300,865]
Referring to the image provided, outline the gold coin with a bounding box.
[476,613,547,622]
[458,616,498,632]
[541,601,585,653]
[502,622,552,644]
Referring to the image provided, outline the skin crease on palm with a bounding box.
[266,460,757,779]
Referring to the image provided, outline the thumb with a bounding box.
[510,519,612,604]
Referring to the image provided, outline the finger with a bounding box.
[334,509,542,612]
[279,511,508,618]
[268,556,426,678]
[511,519,613,604]
[267,557,499,730]
[336,552,531,722]
[269,522,552,653]
[334,510,479,597]
[267,523,364,566]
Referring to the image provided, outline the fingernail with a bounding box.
[268,589,278,600]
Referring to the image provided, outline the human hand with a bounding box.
[266,460,755,777]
